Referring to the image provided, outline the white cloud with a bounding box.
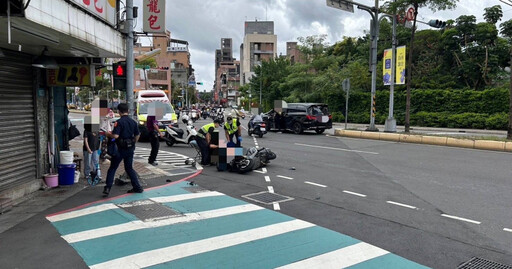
[132,0,512,94]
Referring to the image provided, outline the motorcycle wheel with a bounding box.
[238,159,254,174]
[166,134,175,147]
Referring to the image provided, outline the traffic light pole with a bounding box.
[126,0,135,117]
[384,10,397,132]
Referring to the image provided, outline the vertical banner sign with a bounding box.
[396,46,406,85]
[143,0,166,33]
[382,49,392,85]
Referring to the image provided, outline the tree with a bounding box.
[136,57,157,68]
[484,5,503,25]
[297,35,328,63]
[500,19,512,139]
[385,0,459,132]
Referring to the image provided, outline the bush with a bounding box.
[331,112,345,123]
[485,113,508,130]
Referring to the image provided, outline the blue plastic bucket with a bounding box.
[58,164,76,185]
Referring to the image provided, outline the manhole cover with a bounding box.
[242,191,293,205]
[117,199,181,222]
[458,257,512,269]
[183,186,209,193]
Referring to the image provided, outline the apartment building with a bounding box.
[240,21,277,85]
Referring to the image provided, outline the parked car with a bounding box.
[263,103,332,134]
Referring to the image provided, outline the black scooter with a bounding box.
[229,147,276,173]
[247,121,267,138]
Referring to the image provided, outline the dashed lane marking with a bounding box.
[253,170,266,174]
[441,214,481,225]
[262,168,267,173]
[386,201,417,210]
[273,202,281,211]
[267,186,275,193]
[343,190,367,198]
[304,181,327,188]
[277,175,293,180]
[264,176,271,182]
[295,143,379,155]
[504,228,512,233]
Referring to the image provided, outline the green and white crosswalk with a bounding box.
[46,181,430,269]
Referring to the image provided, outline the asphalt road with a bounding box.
[139,114,512,269]
[68,111,512,268]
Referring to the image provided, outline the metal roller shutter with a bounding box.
[0,50,37,192]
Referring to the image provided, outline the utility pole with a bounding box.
[126,0,135,117]
[259,66,262,112]
[384,2,397,133]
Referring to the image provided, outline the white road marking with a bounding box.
[273,202,280,211]
[295,143,379,155]
[441,214,481,224]
[277,175,293,180]
[504,228,512,233]
[46,204,119,222]
[262,168,267,173]
[241,126,247,130]
[89,219,315,269]
[343,190,367,198]
[276,242,389,269]
[253,170,266,174]
[304,181,327,188]
[150,191,224,203]
[63,204,263,244]
[386,201,417,210]
[267,186,274,193]
[264,176,271,182]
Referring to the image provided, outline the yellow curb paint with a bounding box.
[344,130,362,138]
[505,142,512,152]
[446,138,475,149]
[379,133,400,142]
[399,134,422,144]
[361,131,380,140]
[474,140,505,151]
[334,129,344,136]
[421,136,447,146]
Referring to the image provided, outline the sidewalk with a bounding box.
[333,122,507,137]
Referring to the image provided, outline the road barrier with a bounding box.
[334,129,512,152]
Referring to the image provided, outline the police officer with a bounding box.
[224,115,242,147]
[103,103,143,197]
[196,119,221,165]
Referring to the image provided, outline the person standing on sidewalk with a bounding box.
[103,103,143,197]
[196,119,221,165]
[224,115,242,147]
[147,114,163,166]
[83,125,99,179]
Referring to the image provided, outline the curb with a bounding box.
[334,129,512,153]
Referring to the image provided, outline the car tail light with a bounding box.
[306,115,316,121]
[329,114,332,119]
[261,123,266,127]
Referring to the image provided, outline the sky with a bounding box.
[134,0,512,93]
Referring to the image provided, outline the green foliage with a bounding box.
[484,5,503,25]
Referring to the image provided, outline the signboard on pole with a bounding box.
[325,0,354,13]
[143,0,166,33]
[382,49,392,85]
[396,46,406,85]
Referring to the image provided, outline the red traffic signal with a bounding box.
[113,61,126,78]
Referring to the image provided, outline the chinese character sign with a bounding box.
[47,65,93,86]
[396,46,406,85]
[382,49,392,86]
[70,0,116,26]
[143,0,166,33]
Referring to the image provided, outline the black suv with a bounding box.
[264,103,332,134]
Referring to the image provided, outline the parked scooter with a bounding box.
[165,120,197,147]
[228,147,277,173]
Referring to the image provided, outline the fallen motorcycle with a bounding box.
[228,147,277,173]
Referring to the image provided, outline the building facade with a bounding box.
[286,42,305,65]
[0,0,124,202]
[214,38,240,105]
[240,21,277,85]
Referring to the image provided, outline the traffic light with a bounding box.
[428,19,446,29]
[113,61,126,90]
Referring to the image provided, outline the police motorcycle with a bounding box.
[228,147,277,173]
[247,116,267,138]
[165,119,197,147]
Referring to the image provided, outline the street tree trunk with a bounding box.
[508,52,512,140]
[405,4,418,133]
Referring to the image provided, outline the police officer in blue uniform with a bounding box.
[103,103,143,197]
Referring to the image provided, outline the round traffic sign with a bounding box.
[405,7,415,21]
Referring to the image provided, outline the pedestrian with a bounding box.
[83,125,100,180]
[103,103,143,197]
[147,114,163,166]
[224,115,242,147]
[196,119,221,165]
